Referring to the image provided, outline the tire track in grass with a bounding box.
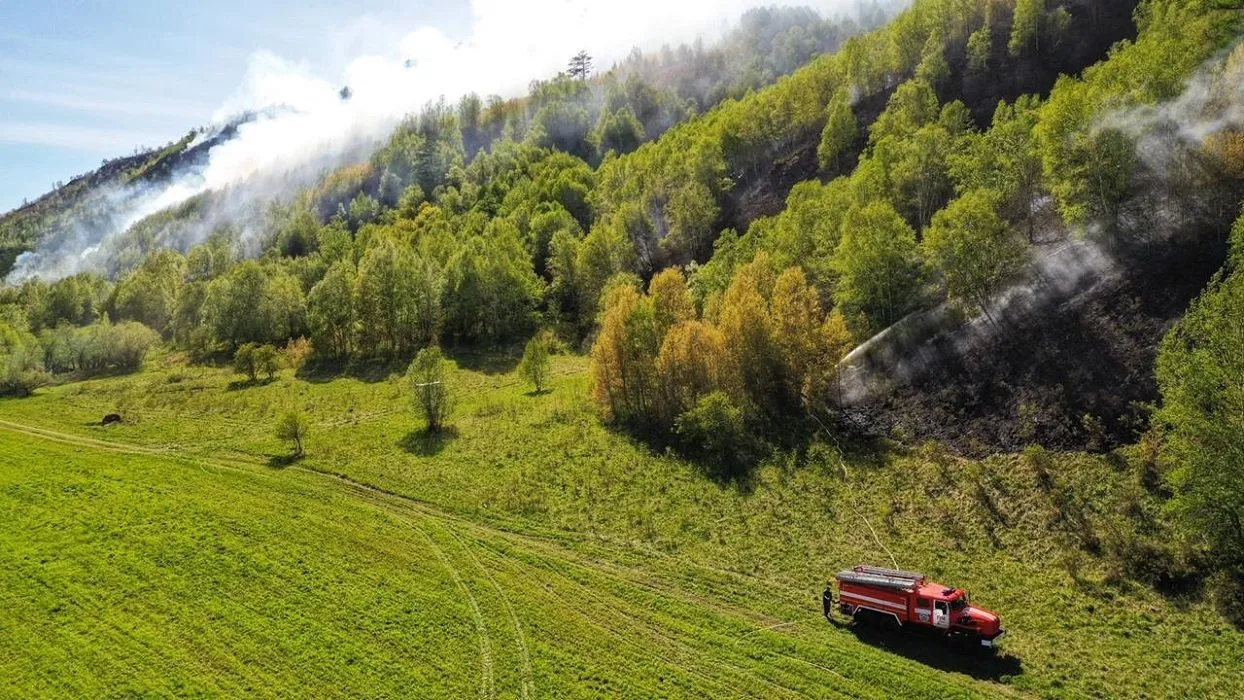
[434,520,535,700]
[465,535,816,700]
[0,418,977,698]
[0,420,826,695]
[406,519,495,700]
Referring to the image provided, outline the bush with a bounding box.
[674,391,748,470]
[0,324,48,397]
[408,347,454,432]
[519,332,552,393]
[274,411,309,456]
[254,344,282,381]
[0,348,49,397]
[234,343,281,382]
[233,343,259,381]
[38,321,158,375]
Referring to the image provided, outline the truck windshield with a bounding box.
[950,598,967,610]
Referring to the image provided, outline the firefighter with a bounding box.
[822,585,833,620]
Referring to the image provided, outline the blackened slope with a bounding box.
[845,201,1238,454]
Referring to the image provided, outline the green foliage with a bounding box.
[817,88,858,171]
[408,346,454,432]
[966,26,991,74]
[923,189,1028,316]
[1008,0,1044,57]
[306,262,357,358]
[831,201,923,337]
[950,95,1044,230]
[0,323,48,397]
[518,332,553,393]
[234,342,281,383]
[674,391,747,467]
[112,249,185,335]
[356,239,441,355]
[39,320,158,375]
[1156,243,1244,579]
[274,410,309,456]
[202,262,306,349]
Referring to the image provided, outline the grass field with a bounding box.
[2,350,1242,698]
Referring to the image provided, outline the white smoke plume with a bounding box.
[7,0,888,283]
[835,42,1244,407]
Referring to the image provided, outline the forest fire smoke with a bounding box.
[5,0,885,283]
[835,42,1244,409]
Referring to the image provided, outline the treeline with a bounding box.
[1155,211,1244,625]
[585,0,1243,465]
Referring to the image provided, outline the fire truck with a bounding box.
[824,565,1006,648]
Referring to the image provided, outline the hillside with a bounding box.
[2,354,1242,698]
[3,0,1244,697]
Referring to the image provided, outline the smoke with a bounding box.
[836,42,1244,407]
[7,0,880,283]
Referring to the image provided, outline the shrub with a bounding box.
[408,347,454,432]
[233,343,259,381]
[674,391,748,469]
[254,344,282,381]
[274,411,309,456]
[235,343,280,382]
[0,346,49,397]
[37,321,157,375]
[283,337,313,372]
[519,332,552,393]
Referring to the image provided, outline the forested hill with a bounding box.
[3,0,1244,627]
[0,3,901,283]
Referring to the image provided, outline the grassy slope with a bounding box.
[1,352,1242,698]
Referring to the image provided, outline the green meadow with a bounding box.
[2,352,1241,698]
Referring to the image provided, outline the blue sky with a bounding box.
[0,1,471,213]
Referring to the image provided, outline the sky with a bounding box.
[0,1,472,214]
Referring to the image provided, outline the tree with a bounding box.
[593,107,646,156]
[357,239,441,354]
[274,411,309,457]
[831,201,923,337]
[915,32,949,90]
[408,346,454,432]
[923,190,1029,323]
[718,255,778,414]
[869,79,939,145]
[966,26,992,74]
[567,51,593,80]
[655,320,727,425]
[647,268,694,336]
[1009,0,1044,57]
[113,250,185,335]
[818,88,858,171]
[769,266,823,405]
[589,280,660,424]
[519,332,552,393]
[1156,254,1244,620]
[233,343,260,382]
[254,344,282,381]
[307,262,358,358]
[202,262,306,348]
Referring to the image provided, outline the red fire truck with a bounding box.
[824,565,1006,648]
